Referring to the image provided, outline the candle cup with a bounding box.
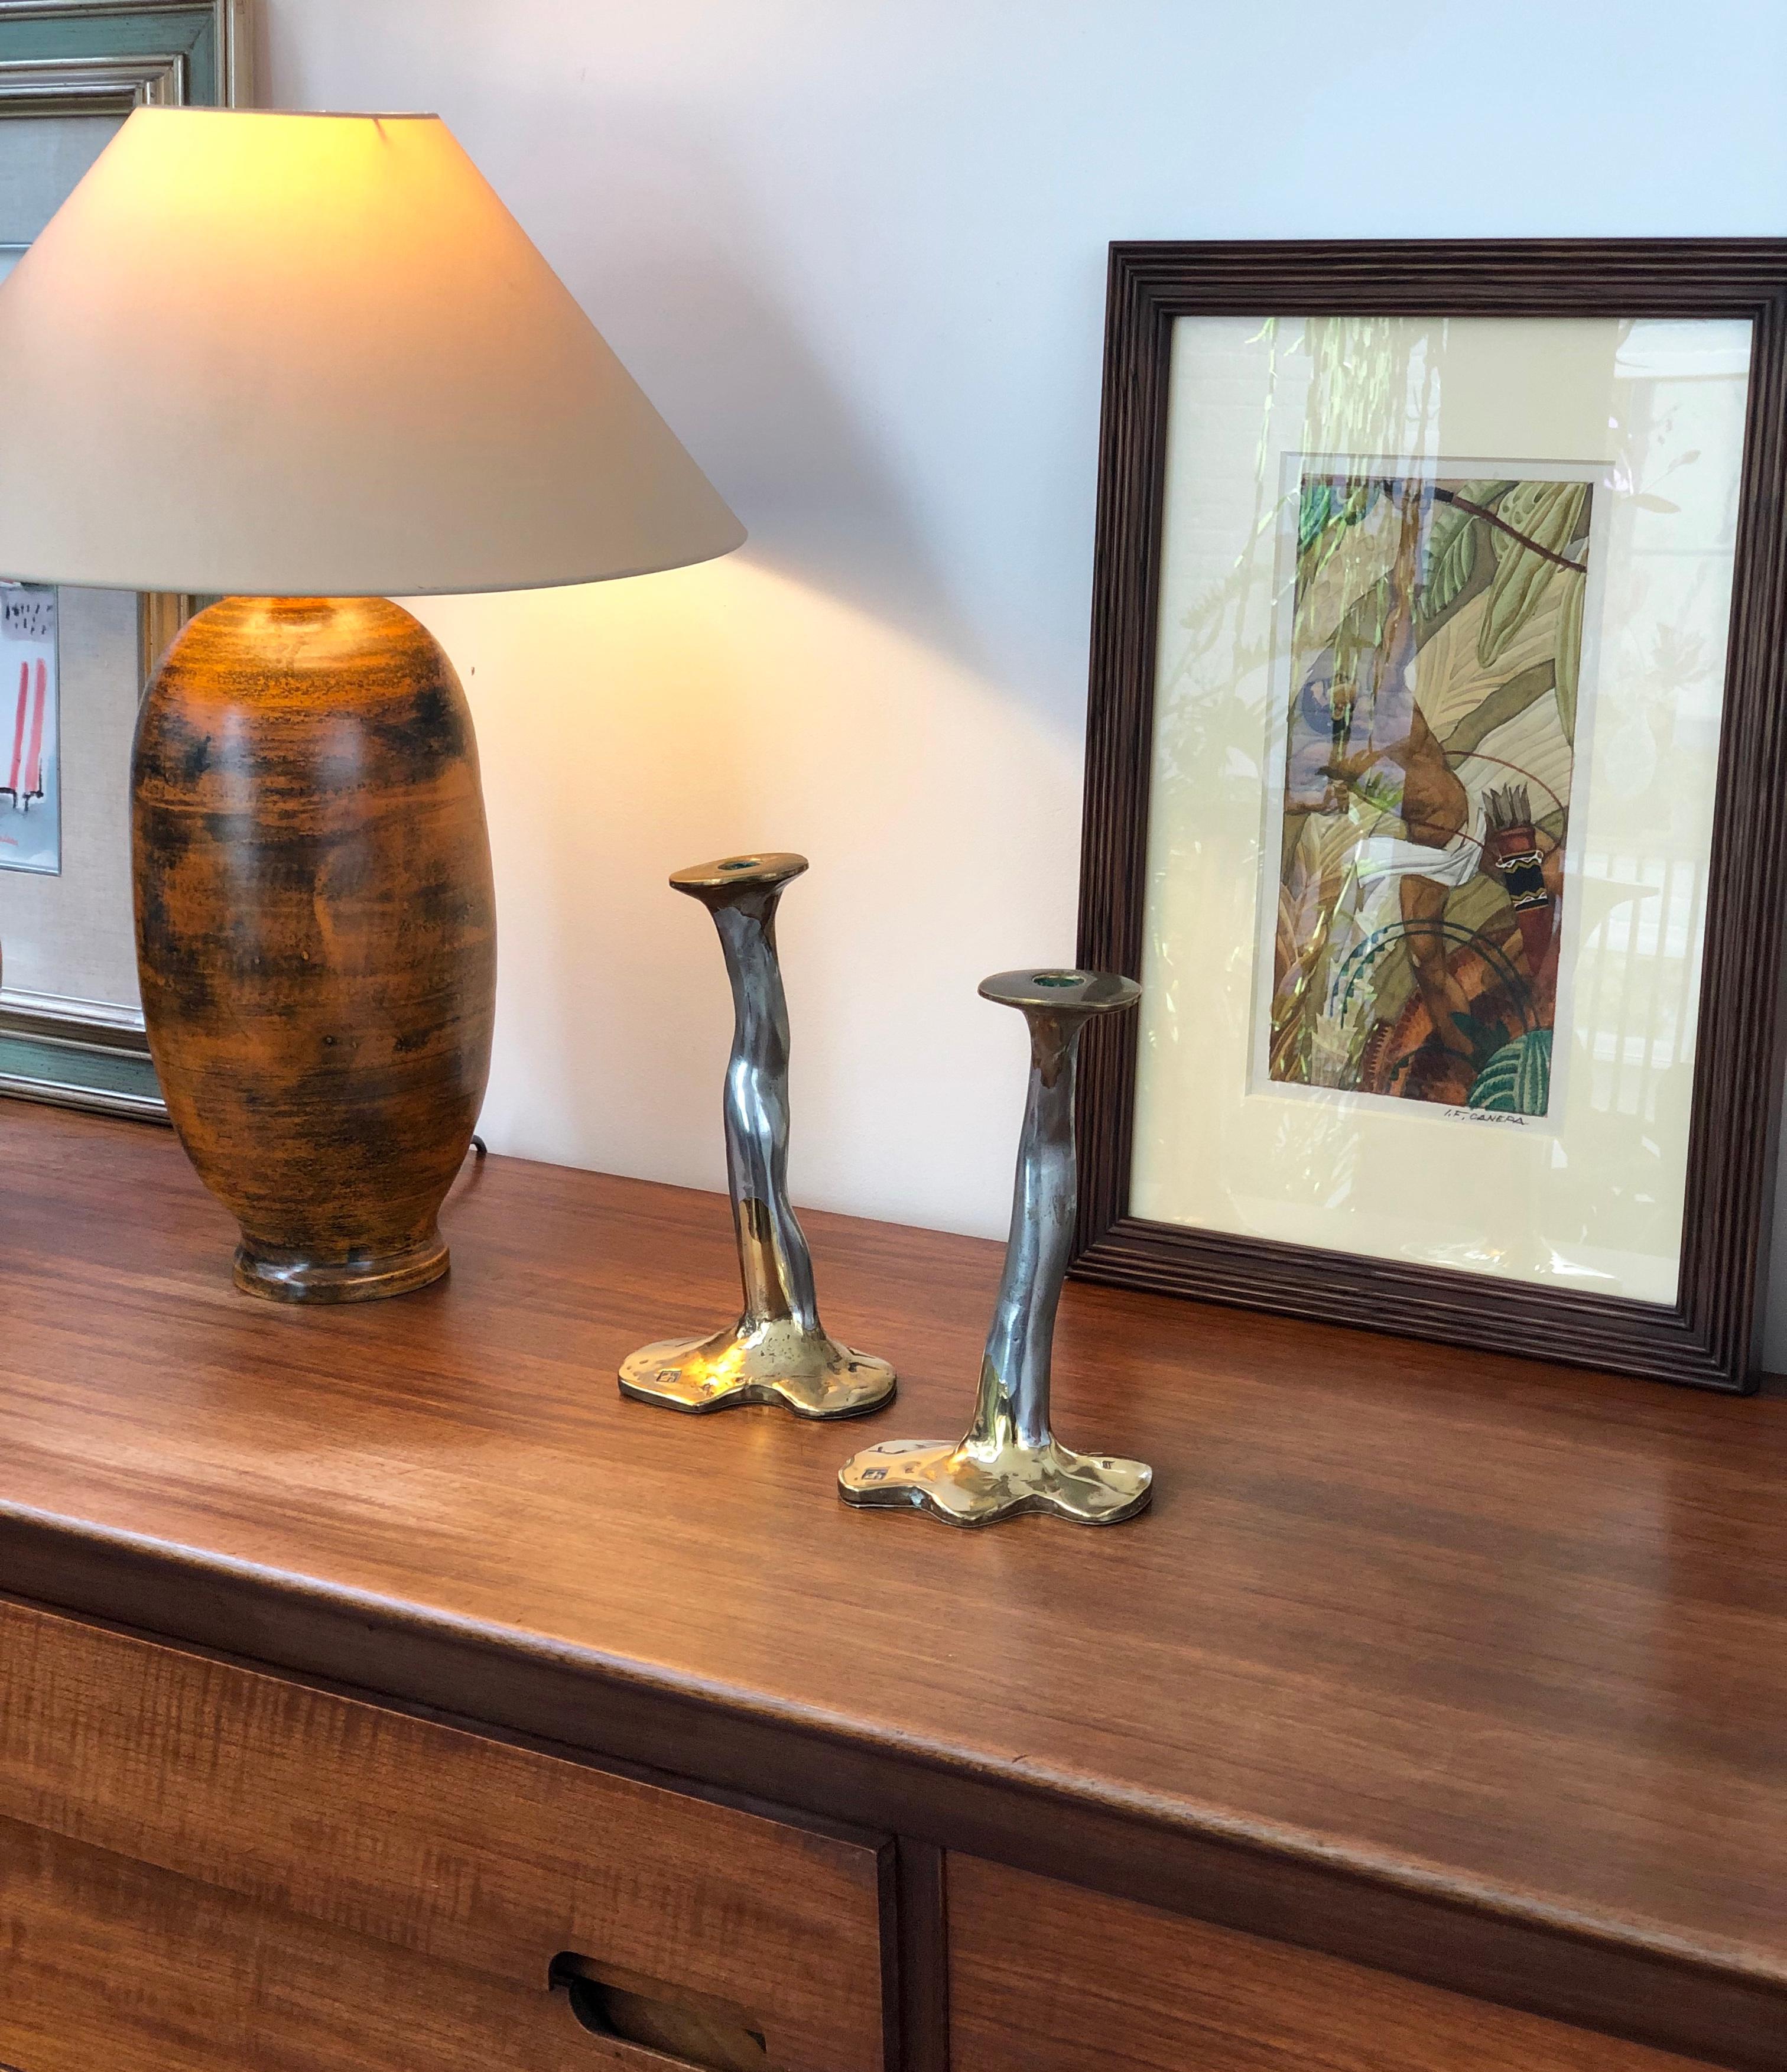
[839,967,1151,1525]
[619,853,896,1420]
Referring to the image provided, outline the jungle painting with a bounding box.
[1263,465,1595,1119]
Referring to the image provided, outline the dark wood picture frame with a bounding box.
[1071,241,1787,1394]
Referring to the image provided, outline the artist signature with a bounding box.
[1441,1107,1528,1128]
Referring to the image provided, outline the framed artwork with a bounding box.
[1073,242,1787,1393]
[0,1,248,1118]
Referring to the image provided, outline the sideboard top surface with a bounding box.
[2,1105,1784,2009]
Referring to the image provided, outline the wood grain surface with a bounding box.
[0,1814,682,2072]
[133,595,496,1302]
[0,1598,886,2072]
[947,1857,1713,2071]
[0,1105,1783,2065]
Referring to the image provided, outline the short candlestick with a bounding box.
[839,967,1150,1525]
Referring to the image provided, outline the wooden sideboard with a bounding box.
[0,1104,1782,2072]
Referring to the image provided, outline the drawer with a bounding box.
[0,1600,887,2072]
[1,1815,635,2072]
[947,1856,1713,2072]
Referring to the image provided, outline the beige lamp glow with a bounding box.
[0,108,744,1302]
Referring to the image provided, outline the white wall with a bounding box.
[261,2,1787,1359]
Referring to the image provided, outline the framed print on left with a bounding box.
[0,0,249,1118]
[1072,241,1787,1392]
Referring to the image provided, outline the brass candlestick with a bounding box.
[839,967,1151,1525]
[619,853,896,1420]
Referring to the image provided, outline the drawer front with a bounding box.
[0,1816,605,2072]
[0,1600,886,2072]
[947,1857,1711,2072]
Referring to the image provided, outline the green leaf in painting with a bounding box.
[1419,504,1478,621]
[1459,479,1516,511]
[1555,569,1583,743]
[1467,1029,1553,1116]
[1479,480,1588,670]
[1298,479,1335,553]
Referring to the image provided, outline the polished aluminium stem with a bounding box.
[619,852,895,1418]
[976,977,1083,1453]
[711,871,818,1334]
[839,968,1151,1525]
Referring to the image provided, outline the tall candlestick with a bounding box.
[620,853,896,1419]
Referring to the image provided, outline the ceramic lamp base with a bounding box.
[838,1435,1153,1527]
[620,1316,897,1418]
[134,596,496,1304]
[233,1226,450,1306]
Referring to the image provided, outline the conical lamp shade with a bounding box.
[0,108,745,596]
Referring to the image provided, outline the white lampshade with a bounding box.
[0,108,745,596]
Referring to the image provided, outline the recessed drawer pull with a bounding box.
[549,1953,774,2072]
[0,1604,885,2072]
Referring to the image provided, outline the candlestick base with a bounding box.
[838,1434,1152,1527]
[620,1317,896,1419]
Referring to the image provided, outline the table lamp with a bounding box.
[0,109,743,1302]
